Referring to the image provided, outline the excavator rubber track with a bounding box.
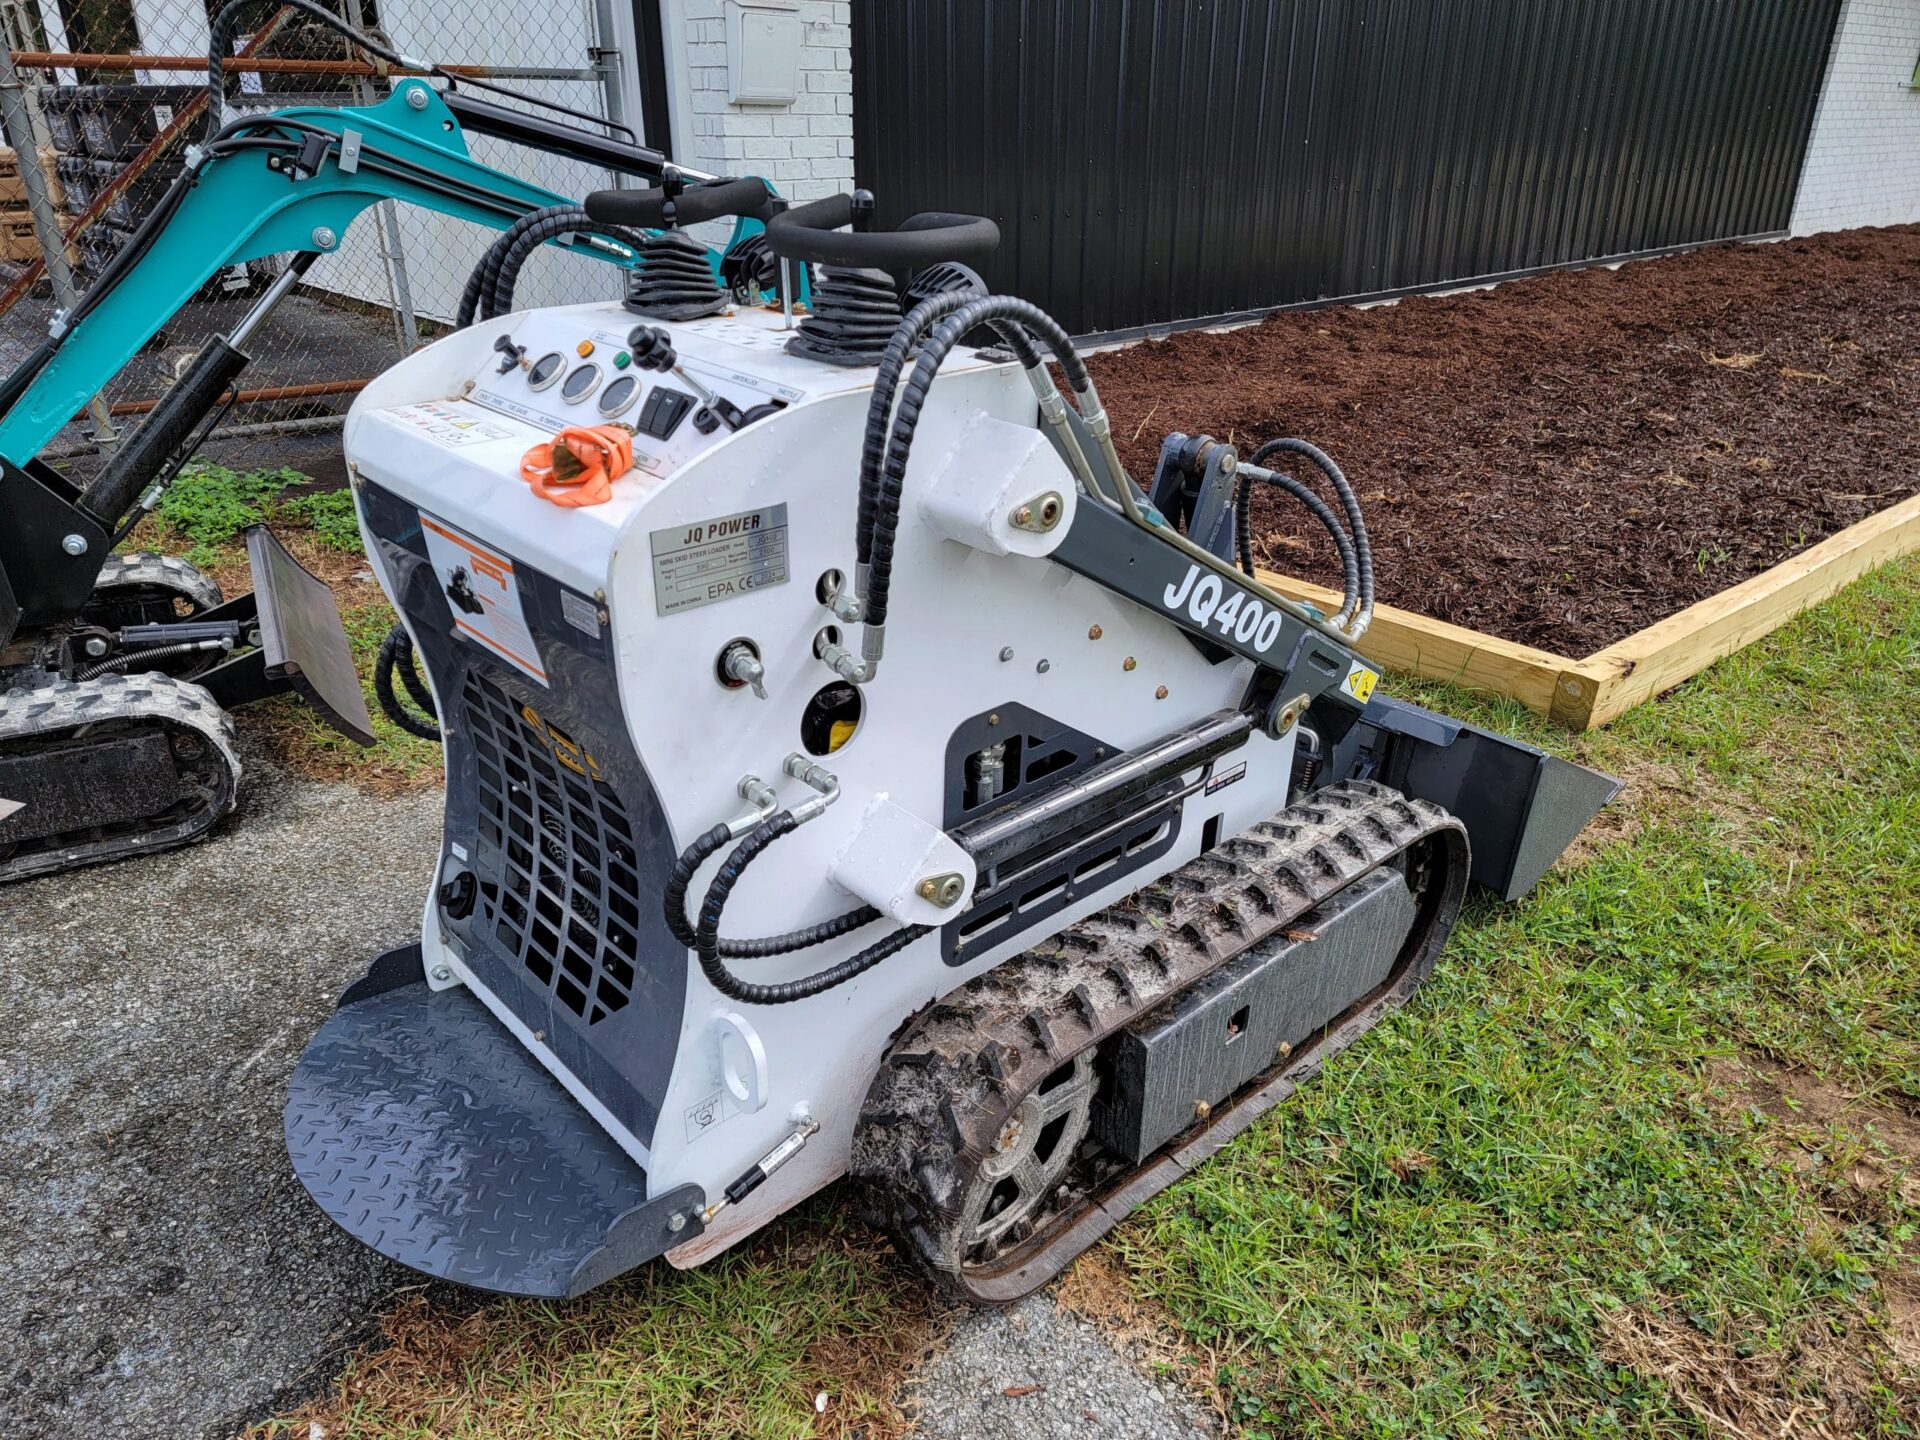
[0,671,241,882]
[855,780,1470,1303]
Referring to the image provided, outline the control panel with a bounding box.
[469,306,836,480]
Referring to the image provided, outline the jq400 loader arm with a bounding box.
[281,180,1621,1303]
[0,75,771,880]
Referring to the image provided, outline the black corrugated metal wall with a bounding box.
[853,0,1841,337]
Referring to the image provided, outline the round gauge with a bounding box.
[597,374,641,418]
[526,351,565,391]
[561,363,603,404]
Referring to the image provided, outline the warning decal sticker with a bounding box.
[383,400,517,448]
[419,512,548,685]
[1341,658,1380,704]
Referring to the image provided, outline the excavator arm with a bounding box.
[0,78,758,468]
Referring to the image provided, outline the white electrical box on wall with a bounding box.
[727,0,801,106]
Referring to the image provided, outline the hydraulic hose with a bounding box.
[866,294,1092,633]
[487,215,640,322]
[1232,465,1361,627]
[374,624,441,740]
[856,292,1045,571]
[204,0,411,143]
[694,813,927,1005]
[664,822,880,958]
[1249,437,1375,638]
[455,206,641,328]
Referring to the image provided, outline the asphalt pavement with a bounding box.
[0,740,442,1439]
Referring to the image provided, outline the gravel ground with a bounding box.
[3,743,1219,1440]
[0,739,443,1440]
[902,1296,1220,1440]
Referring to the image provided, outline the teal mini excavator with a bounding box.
[0,0,781,881]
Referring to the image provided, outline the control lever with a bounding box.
[626,325,749,432]
[492,334,526,374]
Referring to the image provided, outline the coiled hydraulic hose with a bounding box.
[665,822,881,959]
[693,812,926,1005]
[1248,437,1375,639]
[855,291,1046,576]
[1232,465,1362,628]
[455,206,643,329]
[374,623,441,741]
[866,295,1094,636]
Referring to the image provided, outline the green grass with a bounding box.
[1118,557,1920,1435]
[263,558,1920,1438]
[244,587,446,789]
[258,1202,937,1440]
[151,461,313,567]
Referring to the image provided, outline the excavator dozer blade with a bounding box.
[246,523,378,746]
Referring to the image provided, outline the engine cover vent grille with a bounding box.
[464,672,642,1025]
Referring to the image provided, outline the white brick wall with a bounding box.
[1790,0,1920,233]
[669,0,854,210]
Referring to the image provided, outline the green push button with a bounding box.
[613,351,631,369]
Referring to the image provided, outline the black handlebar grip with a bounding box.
[585,176,777,230]
[765,195,1000,269]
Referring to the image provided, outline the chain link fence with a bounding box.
[0,0,633,488]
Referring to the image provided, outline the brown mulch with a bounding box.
[1089,224,1920,656]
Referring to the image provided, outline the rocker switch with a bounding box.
[639,386,695,440]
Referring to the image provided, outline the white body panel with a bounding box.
[343,302,1298,1262]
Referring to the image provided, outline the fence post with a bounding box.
[340,0,420,350]
[0,44,119,449]
[589,0,629,189]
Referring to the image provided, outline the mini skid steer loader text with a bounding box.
[283,176,1620,1299]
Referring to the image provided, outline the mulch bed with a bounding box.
[1089,224,1920,655]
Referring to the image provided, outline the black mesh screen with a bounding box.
[464,672,643,1025]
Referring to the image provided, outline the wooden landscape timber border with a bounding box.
[1257,490,1920,730]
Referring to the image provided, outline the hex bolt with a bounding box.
[82,636,108,657]
[916,872,966,908]
[1277,1040,1293,1060]
[987,712,1001,726]
[1194,1099,1212,1121]
[1087,624,1103,640]
[311,226,337,250]
[1012,504,1033,527]
[404,83,430,110]
[667,1211,687,1233]
[1123,656,1137,672]
[429,963,452,982]
[999,646,1014,662]
[60,533,88,556]
[1036,658,1050,674]
[1155,685,1170,700]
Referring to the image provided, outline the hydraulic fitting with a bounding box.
[720,640,768,699]
[724,773,779,838]
[816,636,874,685]
[782,753,840,825]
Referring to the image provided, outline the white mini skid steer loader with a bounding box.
[284,183,1619,1302]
